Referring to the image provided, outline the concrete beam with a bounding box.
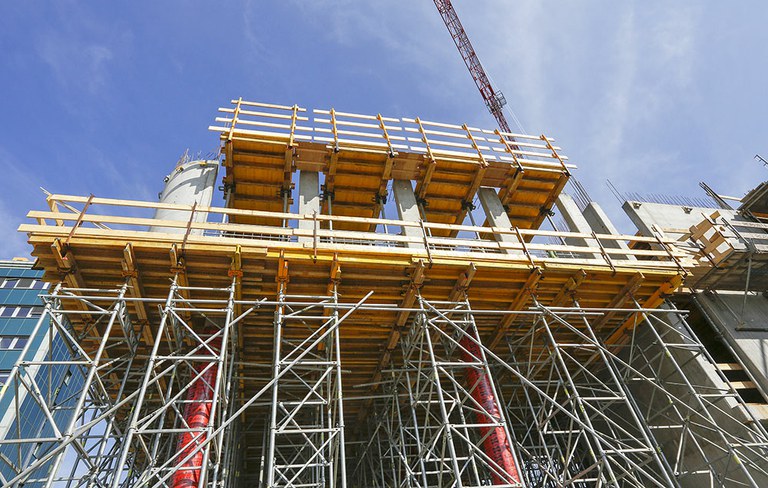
[583,202,634,261]
[392,179,425,249]
[621,200,739,241]
[477,187,521,255]
[555,194,600,260]
[298,171,321,244]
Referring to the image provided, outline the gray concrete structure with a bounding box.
[694,291,768,397]
[555,194,600,259]
[298,171,321,244]
[477,187,521,255]
[150,160,218,235]
[617,195,768,485]
[392,179,425,249]
[622,201,736,241]
[583,201,634,260]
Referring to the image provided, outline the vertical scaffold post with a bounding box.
[265,257,349,487]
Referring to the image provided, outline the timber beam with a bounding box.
[592,272,645,332]
[605,274,684,346]
[51,239,92,324]
[355,260,426,427]
[121,243,152,345]
[488,267,543,349]
[551,269,587,307]
[449,263,477,302]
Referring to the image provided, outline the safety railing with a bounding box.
[24,194,695,272]
[210,99,574,172]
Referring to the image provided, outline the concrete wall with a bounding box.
[582,201,634,260]
[621,200,749,243]
[694,291,768,396]
[620,305,768,487]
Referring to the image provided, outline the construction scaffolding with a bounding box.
[351,297,768,487]
[4,100,768,487]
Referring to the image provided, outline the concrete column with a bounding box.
[150,160,218,235]
[477,187,521,255]
[583,202,634,261]
[392,179,425,249]
[555,194,601,260]
[298,171,321,244]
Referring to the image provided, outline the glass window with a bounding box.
[0,371,9,386]
[0,336,26,349]
[30,307,44,318]
[16,307,31,318]
[16,279,34,289]
[0,307,15,317]
[1,279,18,289]
[32,280,46,290]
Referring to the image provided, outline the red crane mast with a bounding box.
[433,0,512,134]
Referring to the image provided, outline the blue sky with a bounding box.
[1,1,766,258]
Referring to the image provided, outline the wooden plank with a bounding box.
[488,267,543,348]
[717,363,742,371]
[604,274,684,346]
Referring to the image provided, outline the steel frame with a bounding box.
[498,298,675,488]
[352,296,768,488]
[0,282,139,487]
[264,279,348,488]
[614,299,768,487]
[2,280,768,487]
[352,295,524,488]
[112,277,239,488]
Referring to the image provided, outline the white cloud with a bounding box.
[649,5,700,89]
[79,144,154,204]
[33,1,132,101]
[588,6,639,168]
[280,0,446,73]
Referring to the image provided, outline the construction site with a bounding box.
[2,3,768,488]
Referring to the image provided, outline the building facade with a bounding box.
[0,258,47,381]
[0,259,81,485]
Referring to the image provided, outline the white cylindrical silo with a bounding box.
[150,160,219,235]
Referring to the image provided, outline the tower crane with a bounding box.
[432,4,525,485]
[432,0,514,134]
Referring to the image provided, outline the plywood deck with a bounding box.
[210,100,572,234]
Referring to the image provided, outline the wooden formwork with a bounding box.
[210,100,572,234]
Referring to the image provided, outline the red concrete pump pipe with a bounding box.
[171,330,221,488]
[460,334,521,485]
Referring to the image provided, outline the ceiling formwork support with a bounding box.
[350,372,421,487]
[493,298,768,487]
[354,294,526,487]
[0,281,139,487]
[265,272,348,488]
[615,300,768,487]
[111,276,239,488]
[496,301,677,487]
[45,281,133,488]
